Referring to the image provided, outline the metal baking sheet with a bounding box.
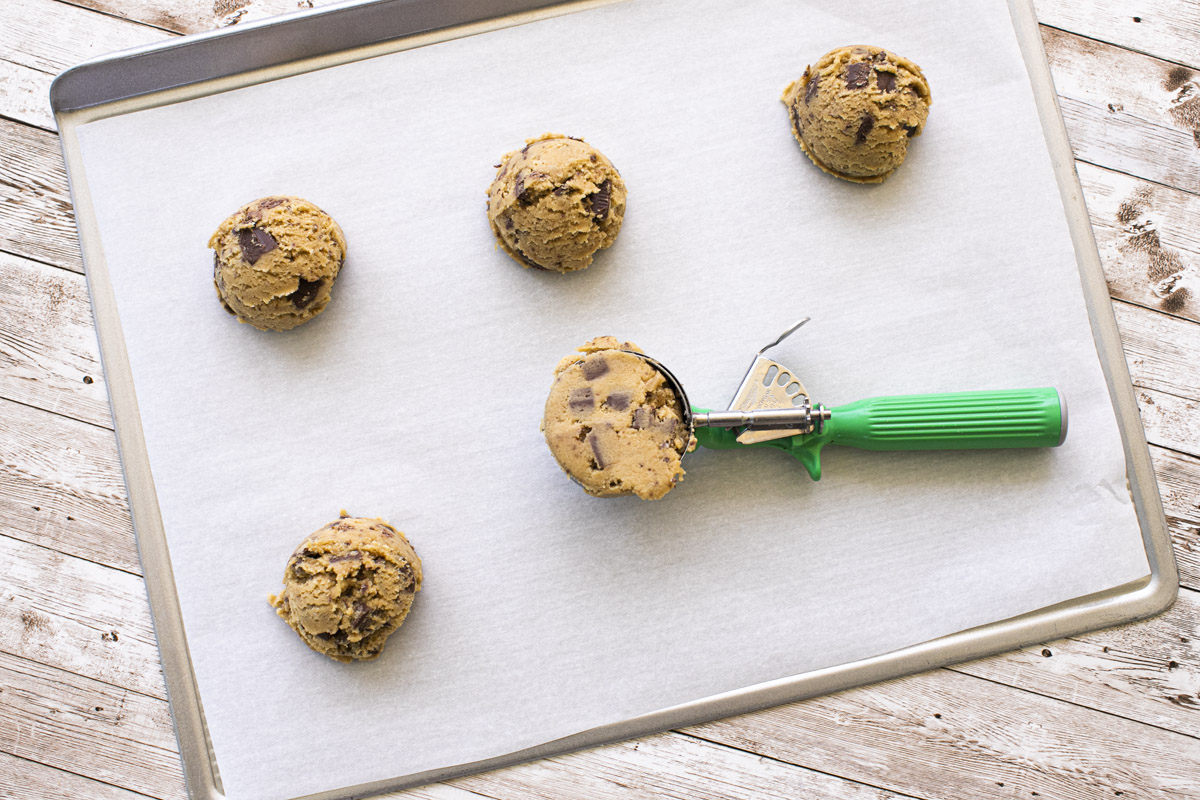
[52,1,1176,799]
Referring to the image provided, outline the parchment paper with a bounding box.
[74,1,1151,798]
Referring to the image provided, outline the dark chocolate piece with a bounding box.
[903,124,919,138]
[632,407,652,429]
[845,62,871,90]
[352,601,372,630]
[875,70,896,93]
[288,278,324,309]
[855,113,875,145]
[588,180,612,223]
[569,387,595,413]
[804,73,820,105]
[581,356,609,380]
[237,226,278,265]
[587,432,607,470]
[605,392,630,411]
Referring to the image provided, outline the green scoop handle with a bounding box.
[692,387,1066,481]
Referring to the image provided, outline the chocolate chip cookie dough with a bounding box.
[209,196,347,331]
[542,337,693,500]
[782,46,931,183]
[487,134,627,273]
[269,514,422,663]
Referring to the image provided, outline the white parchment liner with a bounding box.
[75,1,1150,797]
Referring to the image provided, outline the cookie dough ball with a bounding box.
[542,337,693,500]
[782,46,931,183]
[208,196,347,331]
[269,514,422,663]
[487,134,627,273]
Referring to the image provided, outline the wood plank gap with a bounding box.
[0,245,83,277]
[671,730,931,800]
[1074,156,1200,202]
[0,528,142,580]
[0,749,163,800]
[0,111,56,136]
[0,647,176,732]
[1038,22,1200,75]
[0,391,116,434]
[49,0,190,35]
[945,648,1200,743]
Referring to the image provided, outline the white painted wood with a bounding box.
[0,250,110,428]
[0,651,185,799]
[1042,25,1200,190]
[1078,161,1200,323]
[0,530,166,699]
[1035,0,1200,69]
[1152,445,1200,588]
[1115,299,1200,401]
[0,116,82,272]
[0,750,163,800]
[689,667,1200,800]
[0,395,138,573]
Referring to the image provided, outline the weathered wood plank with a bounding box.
[0,250,110,428]
[689,667,1200,800]
[952,586,1200,738]
[0,750,160,800]
[1152,445,1200,590]
[1035,0,1200,70]
[452,734,915,800]
[0,651,185,800]
[0,532,164,700]
[1078,161,1200,323]
[0,117,82,272]
[1137,386,1200,459]
[52,0,330,35]
[0,396,137,574]
[1115,299,1200,402]
[0,0,174,76]
[1041,26,1200,192]
[0,58,55,132]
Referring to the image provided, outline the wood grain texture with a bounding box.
[0,250,109,427]
[0,116,82,272]
[0,395,138,574]
[0,750,162,800]
[1078,161,1200,323]
[1153,445,1200,586]
[0,651,184,799]
[1042,25,1200,190]
[689,667,1200,800]
[1115,299,1200,402]
[1035,0,1200,69]
[0,531,164,699]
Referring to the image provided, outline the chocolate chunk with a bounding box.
[515,171,548,205]
[505,217,514,230]
[237,226,278,264]
[605,392,630,411]
[581,356,609,380]
[589,154,598,163]
[804,73,819,104]
[632,407,652,429]
[512,245,549,271]
[587,180,612,223]
[875,70,896,92]
[855,113,875,145]
[845,62,870,90]
[903,124,919,138]
[586,432,607,470]
[553,184,571,196]
[288,277,324,309]
[872,50,889,63]
[790,105,802,133]
[569,387,595,413]
[329,550,362,564]
[398,566,417,593]
[352,601,372,630]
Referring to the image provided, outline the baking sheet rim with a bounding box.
[50,1,1177,798]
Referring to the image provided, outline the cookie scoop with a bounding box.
[542,321,1066,498]
[269,514,422,662]
[209,196,346,331]
[782,46,931,183]
[487,134,627,272]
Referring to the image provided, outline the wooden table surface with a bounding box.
[3,1,1200,798]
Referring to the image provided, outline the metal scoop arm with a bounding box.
[692,387,1066,480]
